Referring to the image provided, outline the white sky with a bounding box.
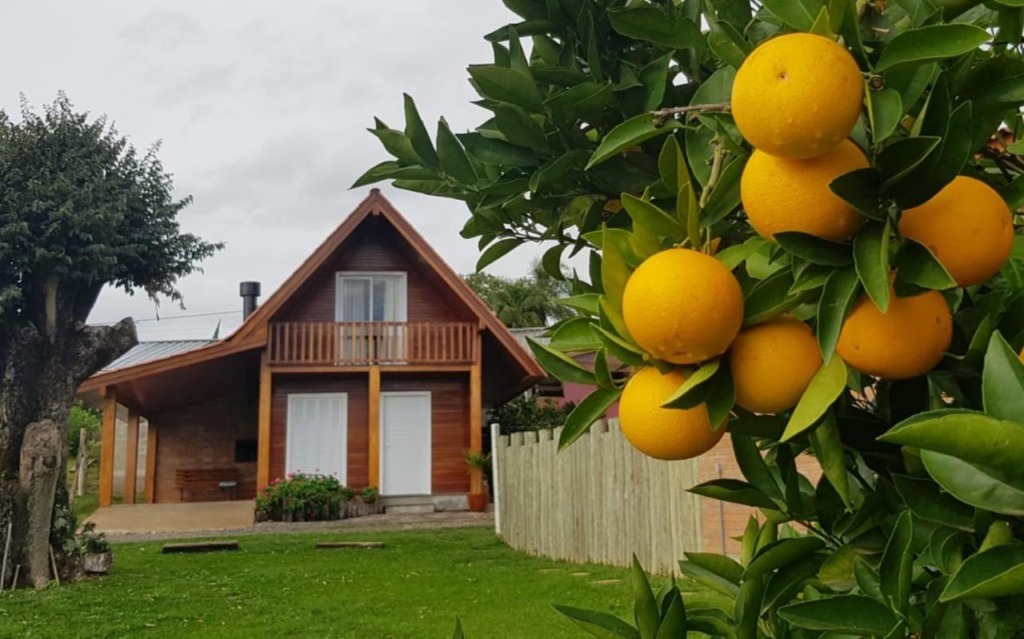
[0,1,553,340]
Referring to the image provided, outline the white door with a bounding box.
[380,392,432,495]
[286,393,347,481]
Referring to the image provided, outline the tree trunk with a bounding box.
[0,319,135,589]
[16,420,61,589]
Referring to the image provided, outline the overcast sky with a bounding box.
[0,1,550,340]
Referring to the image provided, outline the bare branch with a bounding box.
[651,103,731,127]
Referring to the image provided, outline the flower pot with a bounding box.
[83,551,113,575]
[467,492,488,512]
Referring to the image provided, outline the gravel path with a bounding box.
[106,511,494,544]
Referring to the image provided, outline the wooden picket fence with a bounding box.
[493,419,704,575]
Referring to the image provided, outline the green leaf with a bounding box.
[602,229,631,310]
[560,294,601,316]
[716,237,769,270]
[493,104,548,149]
[762,0,826,30]
[895,239,957,290]
[594,326,646,368]
[744,269,805,326]
[744,538,825,582]
[880,411,1024,488]
[820,544,858,591]
[655,591,687,639]
[658,135,681,193]
[854,557,884,603]
[876,24,991,71]
[893,474,975,530]
[607,6,704,50]
[594,349,614,389]
[879,511,913,613]
[774,232,854,267]
[701,156,748,227]
[808,412,851,507]
[527,338,597,386]
[1004,174,1024,211]
[764,556,823,609]
[829,168,884,220]
[553,605,641,639]
[369,120,422,164]
[689,479,778,509]
[436,118,477,183]
[853,221,891,313]
[548,318,602,352]
[622,194,684,239]
[557,388,622,450]
[587,115,683,170]
[704,364,736,430]
[680,553,742,597]
[982,331,1024,422]
[708,21,750,69]
[477,238,522,271]
[868,88,904,143]
[782,357,848,441]
[732,434,783,501]
[468,64,543,111]
[734,577,764,639]
[940,545,1024,602]
[452,616,465,639]
[876,136,941,185]
[404,94,439,168]
[892,102,974,209]
[632,555,660,639]
[808,5,835,36]
[640,53,674,113]
[921,450,1024,516]
[778,596,900,635]
[458,133,538,166]
[816,267,860,362]
[351,161,437,189]
[662,359,720,409]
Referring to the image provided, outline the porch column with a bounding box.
[98,389,117,508]
[367,365,381,488]
[469,330,483,494]
[144,422,158,503]
[123,409,140,504]
[257,352,272,491]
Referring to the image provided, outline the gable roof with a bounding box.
[81,189,543,392]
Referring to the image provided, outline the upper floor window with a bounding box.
[336,272,407,323]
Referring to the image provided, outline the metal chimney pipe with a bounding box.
[240,281,261,320]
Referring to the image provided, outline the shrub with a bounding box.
[491,395,574,435]
[78,522,109,555]
[67,402,100,457]
[255,473,356,522]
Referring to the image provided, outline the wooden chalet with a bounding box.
[78,190,545,511]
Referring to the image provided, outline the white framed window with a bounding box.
[335,272,407,323]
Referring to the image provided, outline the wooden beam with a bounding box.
[267,364,473,374]
[98,390,117,508]
[470,361,483,494]
[257,351,272,491]
[144,422,158,504]
[123,410,140,505]
[368,365,381,488]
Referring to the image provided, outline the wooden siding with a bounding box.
[271,372,471,493]
[271,374,369,488]
[149,393,258,503]
[275,219,474,325]
[382,373,471,494]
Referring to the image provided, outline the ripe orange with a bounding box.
[728,317,823,414]
[740,139,869,241]
[619,367,725,460]
[622,248,744,365]
[732,33,863,159]
[899,176,1015,287]
[836,288,952,379]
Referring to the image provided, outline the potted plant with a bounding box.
[463,450,491,512]
[79,522,112,575]
[359,486,381,515]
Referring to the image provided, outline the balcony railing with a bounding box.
[268,322,478,366]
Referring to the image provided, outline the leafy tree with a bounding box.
[464,260,573,327]
[66,402,100,458]
[489,394,574,434]
[368,1,1024,636]
[0,95,220,584]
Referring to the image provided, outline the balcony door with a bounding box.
[335,272,407,363]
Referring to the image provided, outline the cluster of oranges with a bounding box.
[617,33,1015,461]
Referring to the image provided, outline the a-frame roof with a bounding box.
[81,189,544,394]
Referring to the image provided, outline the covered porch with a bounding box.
[86,501,255,535]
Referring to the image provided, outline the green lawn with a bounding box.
[0,527,636,639]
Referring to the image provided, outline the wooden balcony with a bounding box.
[268,322,478,366]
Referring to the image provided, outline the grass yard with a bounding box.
[0,527,636,639]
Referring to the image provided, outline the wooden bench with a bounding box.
[174,468,240,502]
